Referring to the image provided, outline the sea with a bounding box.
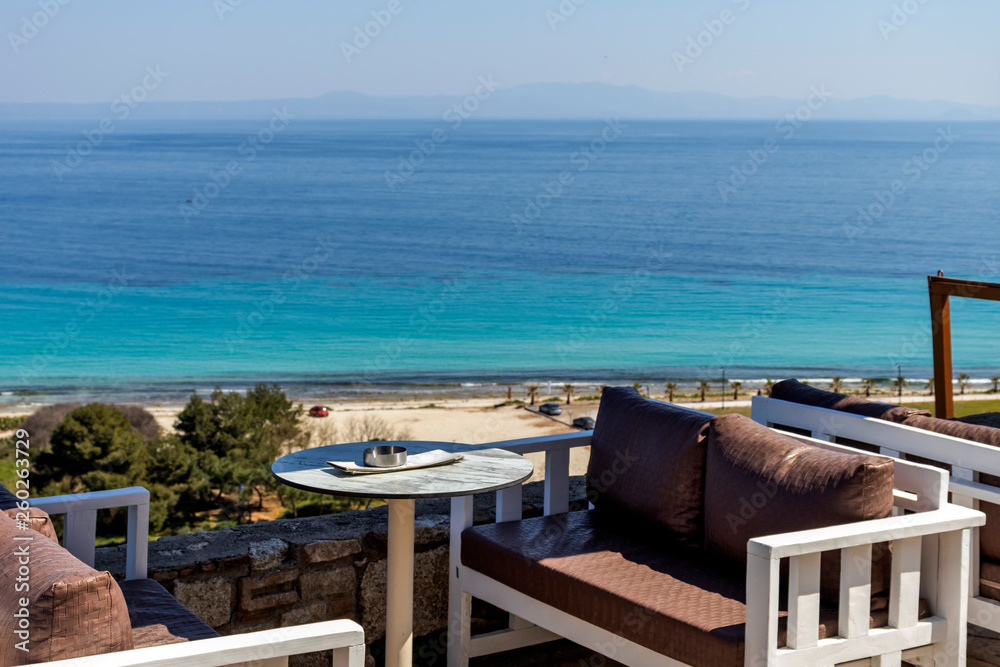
[1,118,999,407]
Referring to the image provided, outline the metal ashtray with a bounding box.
[364,445,407,468]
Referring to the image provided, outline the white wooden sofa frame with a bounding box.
[752,394,1000,639]
[26,486,365,667]
[447,426,985,667]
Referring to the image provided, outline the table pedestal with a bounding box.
[386,498,415,667]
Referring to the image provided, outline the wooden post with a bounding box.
[929,280,954,419]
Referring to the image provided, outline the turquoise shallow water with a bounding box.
[1,119,998,402]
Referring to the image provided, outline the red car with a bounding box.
[309,405,329,417]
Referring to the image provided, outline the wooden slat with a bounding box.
[929,283,954,419]
[840,544,872,639]
[787,552,821,649]
[889,536,922,629]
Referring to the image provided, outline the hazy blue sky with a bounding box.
[2,0,997,105]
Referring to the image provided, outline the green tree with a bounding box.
[764,379,775,397]
[33,404,194,535]
[958,373,971,395]
[830,377,843,393]
[699,380,709,402]
[527,386,539,406]
[925,377,934,396]
[564,384,575,405]
[991,376,999,393]
[666,382,677,402]
[175,383,305,521]
[730,380,742,401]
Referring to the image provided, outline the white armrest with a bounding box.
[32,487,150,514]
[477,431,593,455]
[33,487,150,580]
[748,504,985,560]
[39,619,366,667]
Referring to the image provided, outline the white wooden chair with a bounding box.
[26,487,365,667]
[448,429,984,667]
[753,394,1000,637]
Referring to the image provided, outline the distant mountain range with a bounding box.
[2,82,998,121]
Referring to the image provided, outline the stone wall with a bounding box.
[95,477,588,667]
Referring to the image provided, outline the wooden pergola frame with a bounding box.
[929,274,1000,418]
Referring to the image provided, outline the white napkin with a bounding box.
[327,449,463,475]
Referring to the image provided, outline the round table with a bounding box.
[272,441,533,667]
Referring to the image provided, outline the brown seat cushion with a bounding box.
[119,578,219,648]
[586,386,712,537]
[462,511,920,667]
[901,414,1000,562]
[0,483,60,544]
[704,414,895,600]
[0,511,133,665]
[772,378,929,423]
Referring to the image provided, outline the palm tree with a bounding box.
[527,386,538,406]
[992,376,999,393]
[958,373,970,395]
[764,379,775,397]
[730,380,742,401]
[666,382,678,402]
[862,378,877,397]
[925,377,934,396]
[699,380,709,402]
[564,383,574,405]
[830,376,843,393]
[633,382,644,397]
[893,374,906,402]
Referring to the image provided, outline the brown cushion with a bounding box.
[119,578,219,648]
[586,386,711,537]
[902,414,1000,562]
[462,511,923,667]
[772,378,929,423]
[3,508,59,544]
[0,512,133,664]
[704,414,895,600]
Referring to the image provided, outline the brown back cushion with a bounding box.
[772,378,929,423]
[2,508,59,544]
[902,414,1000,562]
[0,512,133,664]
[587,386,712,537]
[704,414,895,600]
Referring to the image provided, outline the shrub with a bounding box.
[20,402,158,450]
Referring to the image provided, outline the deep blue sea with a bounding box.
[1,119,998,404]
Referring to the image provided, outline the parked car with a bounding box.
[309,405,330,417]
[538,402,562,416]
[572,416,595,430]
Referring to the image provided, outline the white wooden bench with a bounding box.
[447,425,984,667]
[22,487,365,667]
[753,394,1000,638]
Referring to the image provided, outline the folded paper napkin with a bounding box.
[327,449,463,475]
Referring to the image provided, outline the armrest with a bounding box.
[39,619,365,667]
[33,486,150,580]
[747,504,985,560]
[476,431,593,455]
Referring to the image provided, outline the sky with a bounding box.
[1,0,998,106]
